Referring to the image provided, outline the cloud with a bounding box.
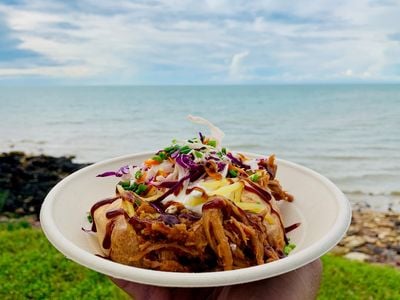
[229,51,249,80]
[0,0,399,84]
[0,65,91,77]
[344,69,353,77]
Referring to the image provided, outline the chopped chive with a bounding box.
[164,145,176,153]
[228,169,238,177]
[216,151,224,158]
[207,140,217,147]
[125,182,138,191]
[119,181,130,188]
[159,152,167,160]
[283,243,296,255]
[221,147,227,155]
[194,151,203,158]
[180,145,191,154]
[250,173,261,182]
[87,213,93,223]
[152,155,163,163]
[135,184,148,195]
[135,170,142,179]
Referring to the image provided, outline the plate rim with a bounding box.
[40,151,352,287]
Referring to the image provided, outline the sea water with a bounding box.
[1,85,399,211]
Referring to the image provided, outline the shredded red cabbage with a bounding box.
[96,165,131,177]
[175,154,198,170]
[188,165,205,182]
[227,153,250,170]
[170,150,180,159]
[153,181,179,188]
[217,162,226,172]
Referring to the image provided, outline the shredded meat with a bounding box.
[97,194,284,272]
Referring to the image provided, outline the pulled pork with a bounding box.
[93,195,284,272]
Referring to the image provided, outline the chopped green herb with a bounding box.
[284,243,296,255]
[134,199,142,206]
[180,145,191,154]
[125,182,138,191]
[134,170,142,179]
[250,173,261,182]
[221,147,227,155]
[194,151,203,158]
[152,155,163,163]
[164,145,177,153]
[207,140,217,147]
[159,152,167,160]
[87,213,93,223]
[228,169,238,177]
[119,181,131,188]
[135,184,148,195]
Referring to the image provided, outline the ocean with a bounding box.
[1,85,399,211]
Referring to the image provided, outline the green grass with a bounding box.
[319,255,400,300]
[0,220,128,299]
[1,220,399,299]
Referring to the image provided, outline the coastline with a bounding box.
[0,151,399,268]
[332,210,400,268]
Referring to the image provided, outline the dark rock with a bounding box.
[391,245,400,254]
[331,210,400,268]
[0,151,90,219]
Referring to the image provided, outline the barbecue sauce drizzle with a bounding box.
[90,175,298,252]
[90,196,120,232]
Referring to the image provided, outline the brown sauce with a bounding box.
[105,208,128,219]
[90,196,120,232]
[102,218,116,249]
[243,183,288,243]
[285,222,301,233]
[202,197,226,210]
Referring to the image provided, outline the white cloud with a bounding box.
[0,65,92,77]
[344,69,353,76]
[229,51,249,80]
[0,0,399,83]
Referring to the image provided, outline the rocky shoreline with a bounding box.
[0,152,399,268]
[0,152,88,218]
[331,210,400,268]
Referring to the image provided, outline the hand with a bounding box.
[110,259,322,300]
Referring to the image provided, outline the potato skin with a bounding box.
[109,216,140,265]
[93,198,140,264]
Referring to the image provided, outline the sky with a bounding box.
[0,0,400,85]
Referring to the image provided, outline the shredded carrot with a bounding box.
[136,171,146,183]
[144,159,161,167]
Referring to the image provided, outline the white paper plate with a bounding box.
[40,152,351,287]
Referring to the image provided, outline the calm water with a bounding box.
[1,85,399,211]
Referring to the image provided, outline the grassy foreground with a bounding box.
[1,221,399,299]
